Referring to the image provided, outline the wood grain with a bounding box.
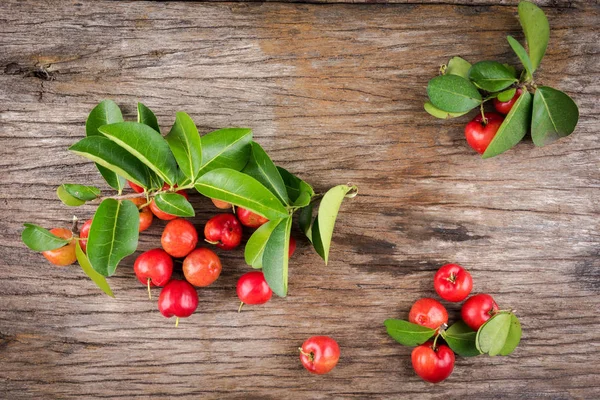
[1,0,599,398]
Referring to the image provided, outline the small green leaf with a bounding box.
[531,86,579,146]
[443,321,481,357]
[468,61,518,92]
[87,199,139,276]
[445,56,472,79]
[384,319,435,347]
[427,74,482,113]
[507,36,534,79]
[245,219,282,269]
[69,136,151,189]
[424,102,469,119]
[22,223,71,251]
[61,184,101,201]
[482,90,533,159]
[195,168,289,220]
[153,192,195,217]
[199,128,252,176]
[293,189,312,208]
[75,241,114,298]
[277,166,314,204]
[476,313,512,356]
[137,102,161,133]
[499,313,522,356]
[57,185,86,206]
[165,112,202,182]
[243,142,289,205]
[298,203,314,242]
[496,88,517,102]
[262,217,292,297]
[99,122,179,186]
[518,1,549,72]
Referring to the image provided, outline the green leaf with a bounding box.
[476,313,512,356]
[427,74,482,113]
[243,142,289,206]
[531,86,579,147]
[445,56,472,79]
[245,219,282,269]
[482,90,533,159]
[499,313,522,356]
[87,199,139,276]
[69,136,151,189]
[137,102,160,133]
[293,189,312,208]
[75,241,114,298]
[443,321,481,357]
[153,192,195,217]
[61,184,101,201]
[195,168,289,220]
[298,203,314,242]
[57,185,85,207]
[165,112,202,182]
[384,319,435,347]
[262,217,292,297]
[507,36,534,79]
[22,223,71,251]
[99,122,179,186]
[424,102,469,119]
[85,100,125,192]
[468,61,518,92]
[199,128,252,176]
[497,88,517,102]
[277,166,315,204]
[518,1,549,72]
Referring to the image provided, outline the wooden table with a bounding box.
[1,1,598,398]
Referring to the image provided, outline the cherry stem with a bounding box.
[147,278,152,300]
[432,332,441,351]
[205,239,220,246]
[70,216,79,236]
[298,347,314,362]
[479,103,488,125]
[238,302,244,313]
[175,317,179,328]
[445,272,456,284]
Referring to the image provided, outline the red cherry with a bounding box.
[79,219,92,253]
[150,190,190,221]
[129,198,153,232]
[134,248,173,299]
[161,219,198,258]
[433,263,473,302]
[128,181,145,193]
[204,213,243,250]
[183,248,222,287]
[158,280,198,325]
[289,236,297,258]
[461,293,499,331]
[42,228,76,266]
[411,342,455,383]
[211,198,232,209]
[464,112,505,154]
[237,207,269,228]
[299,336,340,375]
[493,88,523,115]
[236,271,272,311]
[408,298,448,332]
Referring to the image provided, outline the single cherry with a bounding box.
[134,248,173,299]
[299,336,340,375]
[493,88,523,115]
[79,219,92,253]
[411,341,455,383]
[433,263,473,302]
[129,198,153,232]
[150,189,190,221]
[128,180,145,193]
[236,207,268,229]
[211,198,232,209]
[408,298,448,332]
[289,236,297,258]
[464,112,505,154]
[236,271,272,312]
[461,293,499,331]
[183,248,222,287]
[157,279,198,326]
[161,219,198,258]
[42,228,77,266]
[204,213,243,250]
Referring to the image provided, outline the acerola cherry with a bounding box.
[408,298,448,331]
[158,279,198,326]
[236,271,272,311]
[42,228,76,266]
[464,112,505,154]
[79,219,92,253]
[129,198,153,232]
[299,336,340,375]
[434,263,473,302]
[134,248,173,299]
[183,248,222,287]
[493,88,523,115]
[411,342,455,383]
[461,293,499,331]
[211,198,232,209]
[128,181,145,193]
[204,213,243,250]
[161,219,198,258]
[237,207,268,229]
[289,236,297,258]
[150,190,190,221]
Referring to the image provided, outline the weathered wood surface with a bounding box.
[1,1,599,398]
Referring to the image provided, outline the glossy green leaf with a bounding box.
[22,223,71,251]
[199,128,252,176]
[153,192,195,217]
[69,136,151,189]
[262,217,292,297]
[384,319,435,347]
[85,100,125,191]
[531,86,579,146]
[57,185,85,206]
[424,102,469,119]
[427,74,482,113]
[476,313,512,356]
[137,102,160,133]
[443,321,481,357]
[277,166,314,204]
[165,112,202,181]
[507,36,534,79]
[245,219,282,269]
[99,122,178,186]
[518,1,549,72]
[293,190,312,208]
[61,184,101,201]
[482,90,532,159]
[195,168,289,220]
[497,88,517,103]
[468,61,518,92]
[446,56,471,79]
[298,203,314,242]
[499,313,522,356]
[503,63,518,78]
[311,217,325,259]
[243,142,289,206]
[75,241,114,298]
[87,199,139,276]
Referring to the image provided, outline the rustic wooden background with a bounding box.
[1,0,599,398]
